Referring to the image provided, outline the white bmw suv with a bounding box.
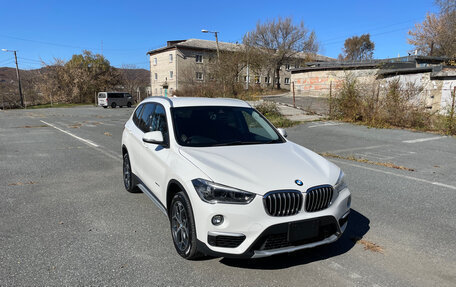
[121,97,351,259]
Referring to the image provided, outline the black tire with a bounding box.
[123,153,135,192]
[119,106,123,108]
[103,106,107,109]
[169,191,201,259]
[111,102,117,108]
[127,102,132,108]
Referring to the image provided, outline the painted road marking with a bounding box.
[308,122,343,128]
[328,144,391,153]
[40,120,122,162]
[41,120,99,147]
[402,136,446,144]
[331,158,456,191]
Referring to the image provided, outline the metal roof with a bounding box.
[147,39,334,62]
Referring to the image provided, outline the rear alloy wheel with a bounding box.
[170,191,201,259]
[123,153,135,192]
[111,102,117,108]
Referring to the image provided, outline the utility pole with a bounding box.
[2,49,24,108]
[292,82,296,108]
[201,29,220,63]
[246,32,249,90]
[214,32,220,62]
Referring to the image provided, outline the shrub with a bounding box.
[331,73,443,132]
[331,73,362,121]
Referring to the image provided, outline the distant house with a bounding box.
[146,39,334,96]
[291,56,456,113]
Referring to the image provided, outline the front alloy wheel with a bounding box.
[169,192,201,259]
[171,201,189,252]
[123,153,135,192]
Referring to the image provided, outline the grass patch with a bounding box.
[27,103,91,109]
[351,237,384,254]
[320,152,415,171]
[255,101,300,128]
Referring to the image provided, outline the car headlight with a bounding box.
[334,171,348,194]
[192,178,255,204]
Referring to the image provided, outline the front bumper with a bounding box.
[191,187,351,258]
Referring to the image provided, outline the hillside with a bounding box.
[0,66,149,84]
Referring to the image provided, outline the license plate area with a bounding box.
[288,220,320,243]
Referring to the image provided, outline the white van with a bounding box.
[98,92,133,108]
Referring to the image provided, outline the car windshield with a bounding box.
[171,106,284,147]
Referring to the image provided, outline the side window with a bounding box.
[138,103,156,132]
[133,104,144,127]
[149,104,169,142]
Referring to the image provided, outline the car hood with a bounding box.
[178,141,340,195]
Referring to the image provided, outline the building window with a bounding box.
[284,78,290,84]
[170,71,173,79]
[154,73,158,80]
[195,55,203,63]
[169,54,173,63]
[244,76,248,83]
[285,64,290,70]
[196,72,203,80]
[264,77,268,83]
[153,58,157,65]
[255,76,260,84]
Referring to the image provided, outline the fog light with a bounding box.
[211,215,224,226]
[347,195,351,208]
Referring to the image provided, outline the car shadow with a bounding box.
[219,209,369,269]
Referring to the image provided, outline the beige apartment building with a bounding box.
[147,39,334,96]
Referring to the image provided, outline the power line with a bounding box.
[319,17,422,45]
[18,57,43,63]
[322,26,413,47]
[0,33,149,52]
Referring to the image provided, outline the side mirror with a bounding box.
[143,131,165,145]
[277,128,287,138]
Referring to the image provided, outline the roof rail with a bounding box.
[147,96,174,107]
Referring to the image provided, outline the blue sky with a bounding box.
[0,0,437,70]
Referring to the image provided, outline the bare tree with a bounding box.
[243,17,319,89]
[119,64,148,101]
[341,34,375,61]
[408,0,456,57]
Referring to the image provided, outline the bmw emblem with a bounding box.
[295,179,303,186]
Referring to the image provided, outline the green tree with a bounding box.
[63,51,121,103]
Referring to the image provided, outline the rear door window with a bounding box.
[133,104,144,127]
[149,104,168,143]
[138,103,156,132]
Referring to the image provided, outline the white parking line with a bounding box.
[330,158,456,191]
[328,144,391,153]
[41,120,99,147]
[402,136,446,144]
[308,122,343,128]
[41,120,122,162]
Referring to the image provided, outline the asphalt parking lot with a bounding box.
[1,106,455,286]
